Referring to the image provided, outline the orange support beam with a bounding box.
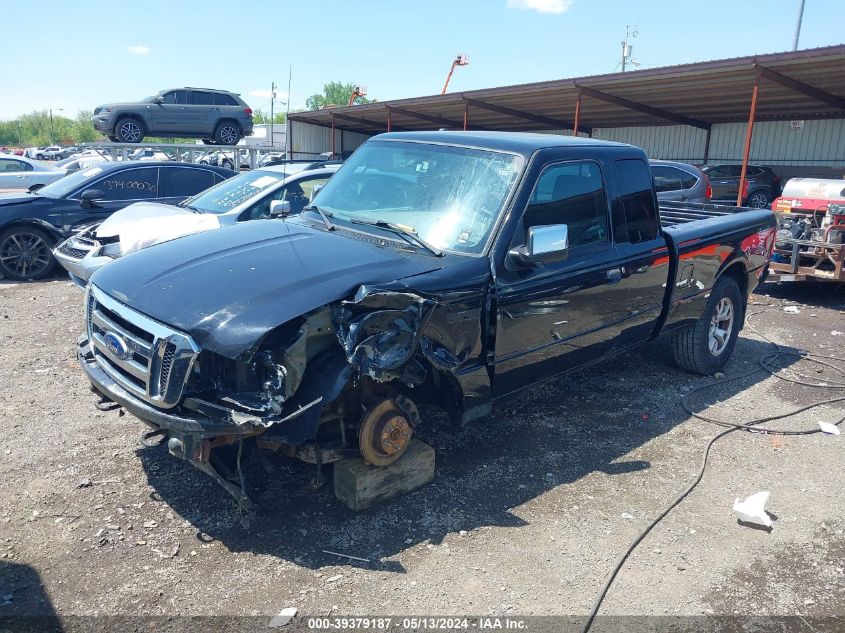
[387,108,392,132]
[331,114,336,157]
[737,70,761,206]
[572,91,582,136]
[463,101,468,130]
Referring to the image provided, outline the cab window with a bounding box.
[522,161,609,249]
[161,91,188,105]
[615,159,660,244]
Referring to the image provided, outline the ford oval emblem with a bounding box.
[103,331,130,359]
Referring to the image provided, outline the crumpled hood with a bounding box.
[90,219,444,359]
[93,202,221,255]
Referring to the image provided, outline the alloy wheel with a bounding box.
[0,231,52,279]
[119,120,142,143]
[708,297,734,356]
[748,191,769,208]
[219,126,238,145]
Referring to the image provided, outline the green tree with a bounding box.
[252,110,287,125]
[306,82,372,110]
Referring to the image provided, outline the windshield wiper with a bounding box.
[350,218,443,257]
[182,204,203,213]
[303,204,335,231]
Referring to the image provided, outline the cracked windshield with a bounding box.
[311,140,524,254]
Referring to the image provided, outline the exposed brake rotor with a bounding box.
[358,398,415,466]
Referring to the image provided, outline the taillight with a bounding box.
[244,108,253,116]
[705,182,712,200]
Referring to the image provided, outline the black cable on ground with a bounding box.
[581,315,845,633]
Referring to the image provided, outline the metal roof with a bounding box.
[289,45,845,135]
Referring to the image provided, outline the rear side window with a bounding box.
[524,161,609,248]
[651,166,684,193]
[95,167,159,201]
[190,91,215,106]
[0,159,31,172]
[615,159,659,244]
[214,93,239,106]
[165,167,217,197]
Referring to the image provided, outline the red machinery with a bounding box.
[769,178,845,282]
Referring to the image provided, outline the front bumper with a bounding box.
[91,115,113,133]
[78,335,255,442]
[52,237,111,289]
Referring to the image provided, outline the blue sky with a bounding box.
[3,0,844,120]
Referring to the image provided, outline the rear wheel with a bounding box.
[0,226,57,281]
[671,276,742,375]
[747,190,770,208]
[114,117,144,143]
[213,122,241,145]
[222,159,234,170]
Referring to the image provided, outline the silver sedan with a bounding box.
[0,155,66,191]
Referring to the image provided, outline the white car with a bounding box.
[129,148,172,161]
[0,155,67,191]
[54,163,340,286]
[54,152,113,174]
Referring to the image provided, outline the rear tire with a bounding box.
[0,226,57,281]
[213,122,241,145]
[671,276,742,375]
[201,138,214,145]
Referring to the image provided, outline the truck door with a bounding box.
[493,158,623,397]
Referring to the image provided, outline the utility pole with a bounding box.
[620,25,638,72]
[285,66,292,158]
[793,0,806,51]
[269,81,276,148]
[49,108,54,144]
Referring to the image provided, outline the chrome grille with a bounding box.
[86,285,199,409]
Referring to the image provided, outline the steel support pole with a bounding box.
[703,126,712,164]
[387,108,392,132]
[331,114,336,158]
[737,70,761,207]
[463,102,468,130]
[572,91,582,136]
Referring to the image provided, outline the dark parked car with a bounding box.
[700,164,781,208]
[0,162,234,281]
[77,131,775,507]
[650,159,711,203]
[92,88,254,145]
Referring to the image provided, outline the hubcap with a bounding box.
[708,297,734,356]
[119,121,141,142]
[220,126,238,144]
[0,232,51,278]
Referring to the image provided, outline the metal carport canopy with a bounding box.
[288,44,845,136]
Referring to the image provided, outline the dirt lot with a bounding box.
[0,277,843,629]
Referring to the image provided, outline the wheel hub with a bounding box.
[1,233,49,278]
[358,399,414,466]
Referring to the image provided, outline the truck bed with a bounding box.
[659,200,757,227]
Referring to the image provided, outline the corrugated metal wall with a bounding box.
[593,119,845,167]
[288,120,371,158]
[290,117,845,169]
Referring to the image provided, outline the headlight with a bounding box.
[100,243,121,258]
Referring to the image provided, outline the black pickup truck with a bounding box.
[77,132,776,504]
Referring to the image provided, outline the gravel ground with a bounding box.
[0,277,843,630]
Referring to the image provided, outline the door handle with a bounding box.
[606,268,623,284]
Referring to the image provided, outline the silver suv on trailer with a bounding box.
[92,88,254,145]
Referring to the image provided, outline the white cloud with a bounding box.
[127,45,150,55]
[248,89,288,100]
[506,0,573,13]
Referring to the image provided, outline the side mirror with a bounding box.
[311,184,324,199]
[269,200,291,217]
[153,96,165,104]
[79,189,104,208]
[508,224,569,267]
